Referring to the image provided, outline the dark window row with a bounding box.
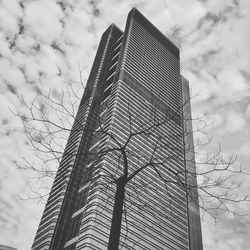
[66,213,82,241]
[73,187,89,213]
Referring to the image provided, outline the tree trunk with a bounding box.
[108,176,126,250]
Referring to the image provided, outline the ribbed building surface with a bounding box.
[32,8,202,250]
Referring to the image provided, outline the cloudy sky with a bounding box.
[0,0,249,249]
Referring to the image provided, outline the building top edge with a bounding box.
[109,23,123,33]
[0,245,18,250]
[102,23,124,38]
[129,8,180,59]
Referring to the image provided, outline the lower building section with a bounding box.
[61,79,190,249]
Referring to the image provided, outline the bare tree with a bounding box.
[14,73,249,249]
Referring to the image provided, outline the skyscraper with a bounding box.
[32,8,202,250]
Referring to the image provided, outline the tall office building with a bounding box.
[32,8,202,250]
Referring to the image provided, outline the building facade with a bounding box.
[0,245,18,250]
[32,8,202,250]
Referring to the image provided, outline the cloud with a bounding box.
[0,0,22,38]
[0,58,25,89]
[23,0,64,44]
[240,142,250,157]
[216,67,249,102]
[203,215,250,250]
[224,111,245,133]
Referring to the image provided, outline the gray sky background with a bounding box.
[0,0,250,249]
